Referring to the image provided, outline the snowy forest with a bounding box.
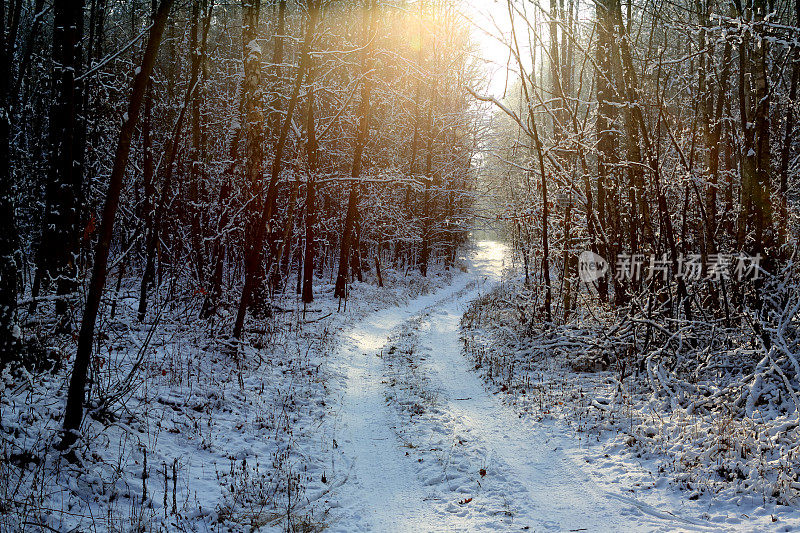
[3,0,800,529]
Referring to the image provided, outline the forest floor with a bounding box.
[4,241,800,532]
[1,253,457,532]
[325,241,730,532]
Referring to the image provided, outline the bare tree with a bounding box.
[60,0,174,450]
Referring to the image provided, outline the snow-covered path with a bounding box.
[328,265,481,531]
[329,241,710,532]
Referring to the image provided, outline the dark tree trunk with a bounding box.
[736,1,773,256]
[189,0,208,284]
[302,86,318,303]
[0,0,20,364]
[419,78,437,278]
[275,180,299,287]
[60,0,173,450]
[10,0,44,100]
[248,0,286,308]
[137,1,212,322]
[234,0,318,338]
[594,0,619,303]
[779,4,800,244]
[34,0,85,329]
[335,184,361,298]
[335,0,377,299]
[706,42,731,252]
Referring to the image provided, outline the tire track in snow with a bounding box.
[416,287,712,531]
[330,241,713,531]
[326,269,480,532]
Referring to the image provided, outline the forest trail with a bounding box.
[329,241,709,532]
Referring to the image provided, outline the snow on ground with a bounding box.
[326,241,715,531]
[1,265,456,532]
[6,240,796,532]
[460,247,800,532]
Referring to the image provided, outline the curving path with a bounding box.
[328,241,711,532]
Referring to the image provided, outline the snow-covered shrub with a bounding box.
[460,267,800,509]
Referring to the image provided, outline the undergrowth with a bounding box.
[460,279,800,511]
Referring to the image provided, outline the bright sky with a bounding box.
[461,0,537,99]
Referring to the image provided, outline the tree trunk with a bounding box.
[233,0,318,338]
[34,0,85,328]
[275,180,299,288]
[737,3,773,256]
[707,41,732,252]
[249,0,286,307]
[779,3,800,244]
[0,0,20,364]
[60,0,173,450]
[420,93,435,278]
[302,83,318,303]
[138,1,212,322]
[375,254,384,287]
[594,0,619,303]
[189,0,208,284]
[334,0,378,299]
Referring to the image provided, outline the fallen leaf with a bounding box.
[83,213,97,241]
